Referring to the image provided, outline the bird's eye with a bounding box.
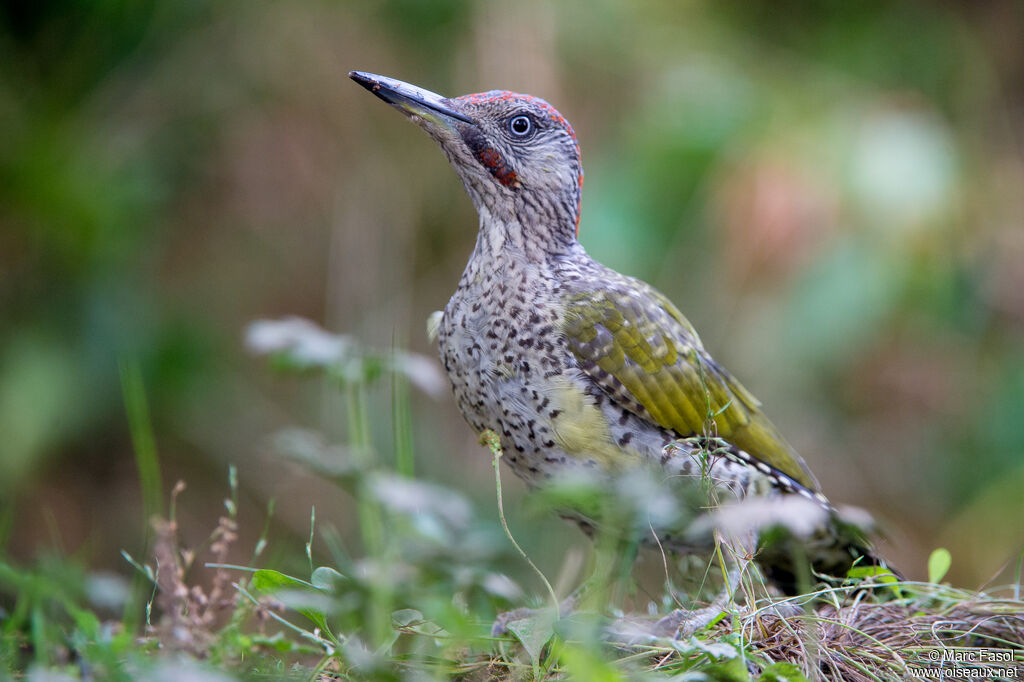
[507,114,533,138]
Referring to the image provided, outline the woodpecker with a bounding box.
[350,71,887,593]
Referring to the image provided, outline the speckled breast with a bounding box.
[436,259,592,484]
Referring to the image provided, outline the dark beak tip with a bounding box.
[349,70,376,91]
[348,70,474,126]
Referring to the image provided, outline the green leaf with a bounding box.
[759,661,810,682]
[670,635,750,680]
[505,610,556,668]
[690,636,739,660]
[558,642,624,682]
[251,632,303,653]
[250,569,338,642]
[391,609,424,628]
[928,547,952,584]
[67,604,102,638]
[846,565,902,598]
[310,566,345,592]
[702,655,752,681]
[251,569,315,592]
[846,565,897,583]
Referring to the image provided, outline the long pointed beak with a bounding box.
[349,71,474,126]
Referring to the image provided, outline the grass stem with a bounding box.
[481,429,560,619]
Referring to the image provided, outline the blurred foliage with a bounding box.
[1,0,1023,610]
[8,331,1016,680]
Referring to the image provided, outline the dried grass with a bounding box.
[751,587,1024,680]
[149,481,245,657]
[647,582,1024,681]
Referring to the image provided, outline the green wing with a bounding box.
[562,276,818,490]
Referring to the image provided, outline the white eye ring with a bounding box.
[508,115,533,137]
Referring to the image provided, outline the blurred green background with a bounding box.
[1,0,1022,590]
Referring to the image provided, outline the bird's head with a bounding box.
[351,71,583,250]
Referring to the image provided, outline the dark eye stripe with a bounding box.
[461,124,520,187]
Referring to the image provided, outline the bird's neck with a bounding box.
[470,196,578,263]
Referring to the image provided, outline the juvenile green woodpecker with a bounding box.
[350,71,886,592]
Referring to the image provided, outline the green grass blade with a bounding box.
[119,359,164,525]
[391,370,415,477]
